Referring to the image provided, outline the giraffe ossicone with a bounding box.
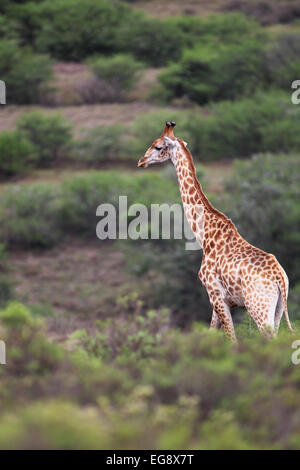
[137,121,293,342]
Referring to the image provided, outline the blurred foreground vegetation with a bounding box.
[0,301,299,450]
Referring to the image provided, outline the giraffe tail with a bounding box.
[277,271,294,334]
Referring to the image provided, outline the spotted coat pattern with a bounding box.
[137,123,293,342]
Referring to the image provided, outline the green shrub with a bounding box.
[0,302,63,377]
[0,319,299,449]
[263,33,300,88]
[31,0,132,60]
[130,109,195,156]
[0,244,13,307]
[0,130,36,176]
[0,40,52,104]
[194,92,285,159]
[158,39,266,104]
[178,92,300,160]
[17,111,73,165]
[123,237,211,326]
[166,12,262,48]
[0,14,19,40]
[0,183,62,248]
[130,92,300,161]
[88,54,142,102]
[72,297,170,362]
[60,171,179,237]
[74,125,128,163]
[117,14,183,66]
[223,153,300,285]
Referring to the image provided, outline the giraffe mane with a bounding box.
[177,138,238,232]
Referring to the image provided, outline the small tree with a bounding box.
[17,111,73,164]
[88,54,142,102]
[0,40,53,105]
[0,130,36,177]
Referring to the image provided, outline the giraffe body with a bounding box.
[137,122,293,341]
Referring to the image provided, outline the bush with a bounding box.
[0,309,299,449]
[223,153,300,286]
[0,40,52,104]
[117,14,183,66]
[130,109,195,156]
[0,183,62,248]
[74,125,128,163]
[158,39,266,104]
[264,33,300,89]
[60,171,179,237]
[0,302,63,377]
[130,92,300,161]
[87,54,142,102]
[0,130,36,176]
[29,0,132,60]
[177,92,300,160]
[0,244,13,307]
[72,295,171,362]
[166,12,262,48]
[17,111,73,165]
[123,238,211,326]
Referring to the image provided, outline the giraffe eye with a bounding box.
[155,146,162,151]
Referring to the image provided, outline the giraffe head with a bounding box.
[137,121,179,168]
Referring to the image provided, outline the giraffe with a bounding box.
[137,121,293,342]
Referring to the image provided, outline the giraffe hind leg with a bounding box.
[210,309,221,330]
[245,294,278,339]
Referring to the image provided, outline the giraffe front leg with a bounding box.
[208,293,237,343]
[214,300,237,343]
[210,309,221,330]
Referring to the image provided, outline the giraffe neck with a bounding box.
[172,140,233,251]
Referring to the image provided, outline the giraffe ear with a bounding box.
[163,136,177,148]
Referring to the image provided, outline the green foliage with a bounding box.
[74,125,128,163]
[0,183,62,248]
[17,111,73,164]
[124,238,210,326]
[0,130,36,176]
[0,39,52,104]
[88,54,142,102]
[159,39,266,104]
[223,153,300,286]
[73,294,170,362]
[0,302,299,449]
[117,14,183,66]
[20,0,132,61]
[130,92,300,161]
[0,301,34,328]
[0,171,178,248]
[166,12,262,48]
[130,109,195,156]
[184,92,300,160]
[264,33,300,88]
[0,302,62,379]
[289,284,300,321]
[60,170,179,237]
[0,244,13,307]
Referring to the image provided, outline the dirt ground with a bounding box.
[9,239,135,331]
[133,0,225,18]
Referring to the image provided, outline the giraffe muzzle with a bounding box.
[137,157,148,168]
